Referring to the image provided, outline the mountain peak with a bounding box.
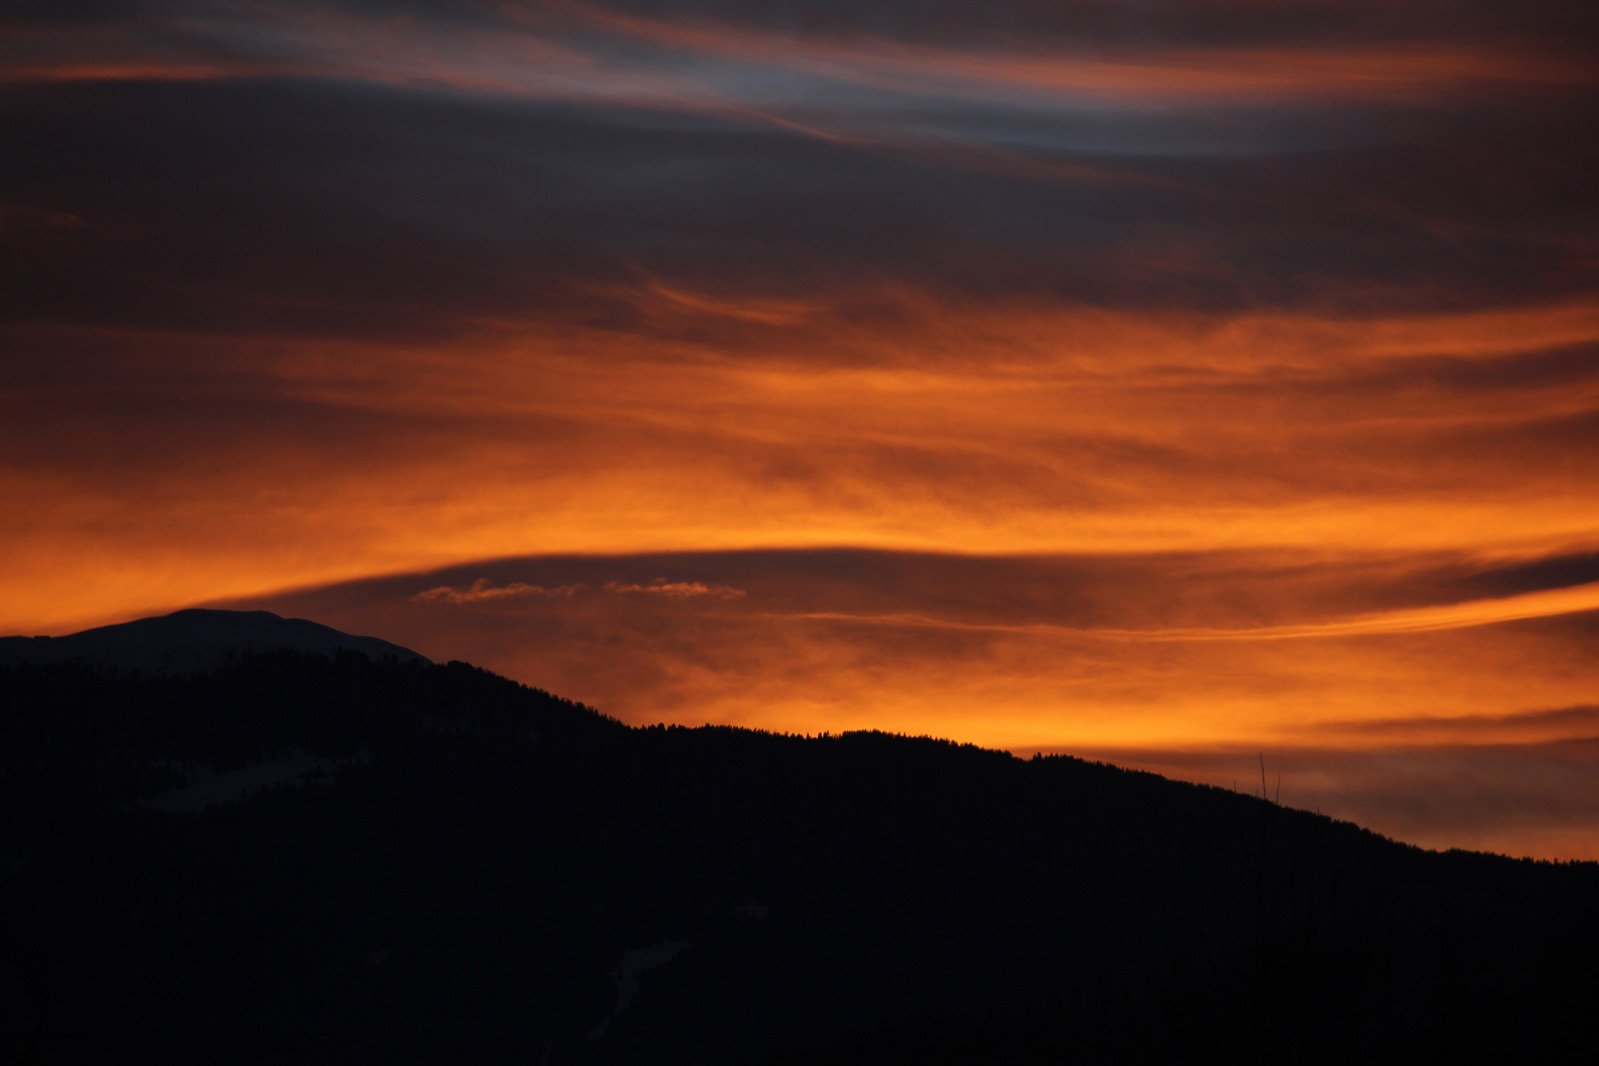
[0,608,429,672]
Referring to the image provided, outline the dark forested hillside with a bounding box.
[3,649,1596,1064]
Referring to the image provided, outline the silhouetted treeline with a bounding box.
[3,653,1596,1064]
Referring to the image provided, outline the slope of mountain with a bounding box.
[0,608,429,672]
[2,636,1595,1064]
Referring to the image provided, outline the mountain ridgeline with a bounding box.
[2,612,1595,1064]
[0,608,429,674]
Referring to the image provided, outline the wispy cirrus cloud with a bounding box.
[532,0,1597,106]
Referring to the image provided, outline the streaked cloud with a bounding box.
[1306,704,1599,746]
[536,0,1597,105]
[791,580,1599,642]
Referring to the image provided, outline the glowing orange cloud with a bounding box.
[3,291,1595,634]
[783,581,1599,642]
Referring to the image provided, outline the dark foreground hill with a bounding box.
[2,637,1596,1063]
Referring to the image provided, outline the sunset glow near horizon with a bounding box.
[3,1,1597,858]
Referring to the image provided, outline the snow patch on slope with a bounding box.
[587,939,690,1040]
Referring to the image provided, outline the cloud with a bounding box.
[604,579,747,599]
[1057,737,1599,860]
[0,202,86,234]
[12,1,1590,112]
[412,579,586,604]
[1306,704,1599,746]
[410,576,745,605]
[762,579,1599,642]
[535,0,1596,110]
[1209,581,1599,639]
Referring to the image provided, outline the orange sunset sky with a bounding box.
[3,1,1597,858]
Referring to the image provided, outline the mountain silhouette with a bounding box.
[0,609,429,673]
[2,617,1595,1064]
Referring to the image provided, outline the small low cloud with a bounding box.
[413,578,585,604]
[413,576,746,604]
[0,202,86,234]
[604,580,747,600]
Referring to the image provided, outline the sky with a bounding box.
[3,0,1596,858]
